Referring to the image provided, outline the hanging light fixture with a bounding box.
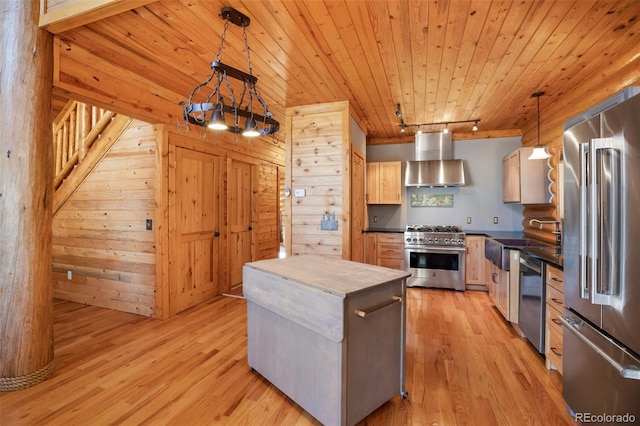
[528,91,550,160]
[178,7,279,139]
[394,105,479,134]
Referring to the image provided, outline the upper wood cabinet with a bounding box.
[502,147,551,204]
[366,161,402,204]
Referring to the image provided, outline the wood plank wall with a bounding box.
[257,163,280,260]
[52,120,157,316]
[285,101,350,259]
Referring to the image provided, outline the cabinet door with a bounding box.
[378,162,401,204]
[502,151,520,203]
[366,162,380,204]
[465,236,486,285]
[497,268,509,319]
[364,233,377,265]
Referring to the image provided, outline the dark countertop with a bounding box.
[364,228,563,268]
[476,230,563,269]
[521,246,563,269]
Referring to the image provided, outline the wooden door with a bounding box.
[170,147,221,315]
[351,148,365,262]
[229,160,255,287]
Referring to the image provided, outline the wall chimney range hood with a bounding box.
[405,132,466,187]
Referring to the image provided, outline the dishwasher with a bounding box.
[518,253,546,354]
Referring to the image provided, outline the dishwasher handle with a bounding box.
[519,254,542,273]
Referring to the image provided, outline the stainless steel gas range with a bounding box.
[404,225,466,291]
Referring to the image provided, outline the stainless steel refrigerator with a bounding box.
[562,88,640,422]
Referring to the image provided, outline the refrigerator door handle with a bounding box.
[561,316,640,380]
[589,138,620,306]
[579,143,589,299]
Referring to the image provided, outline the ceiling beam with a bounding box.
[39,0,156,34]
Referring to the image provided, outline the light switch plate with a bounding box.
[294,188,306,197]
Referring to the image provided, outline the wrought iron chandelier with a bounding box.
[178,7,279,139]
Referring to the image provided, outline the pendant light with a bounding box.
[178,7,279,139]
[528,91,550,160]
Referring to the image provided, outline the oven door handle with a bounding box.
[404,246,465,252]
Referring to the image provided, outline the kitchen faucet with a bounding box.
[529,219,562,246]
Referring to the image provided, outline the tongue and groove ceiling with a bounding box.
[50,0,640,144]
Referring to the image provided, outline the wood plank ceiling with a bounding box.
[51,0,640,144]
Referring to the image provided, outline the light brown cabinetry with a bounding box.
[486,259,509,319]
[502,147,551,204]
[364,232,405,270]
[545,264,564,374]
[366,162,402,204]
[465,236,486,286]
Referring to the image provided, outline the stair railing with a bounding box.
[53,100,115,189]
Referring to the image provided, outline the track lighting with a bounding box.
[394,105,479,134]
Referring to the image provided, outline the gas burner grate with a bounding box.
[405,224,463,233]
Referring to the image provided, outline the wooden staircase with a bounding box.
[52,101,133,215]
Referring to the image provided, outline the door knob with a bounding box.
[248,226,253,231]
[214,231,220,237]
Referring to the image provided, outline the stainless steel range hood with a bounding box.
[405,132,466,187]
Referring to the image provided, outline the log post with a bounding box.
[0,0,55,391]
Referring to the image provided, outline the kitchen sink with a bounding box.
[484,237,552,271]
[491,238,552,247]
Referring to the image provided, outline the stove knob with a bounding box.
[434,238,440,244]
[412,238,417,243]
[418,238,424,243]
[406,238,412,243]
[444,238,450,244]
[428,237,433,243]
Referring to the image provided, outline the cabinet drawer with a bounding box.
[376,233,404,244]
[377,258,404,270]
[546,317,564,375]
[546,265,564,292]
[546,284,564,309]
[377,243,404,259]
[546,302,564,332]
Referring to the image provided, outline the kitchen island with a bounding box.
[243,255,411,426]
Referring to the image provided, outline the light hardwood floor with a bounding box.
[0,288,574,425]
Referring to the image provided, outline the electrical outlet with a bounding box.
[146,219,153,230]
[493,216,499,224]
[466,217,472,224]
[373,216,378,223]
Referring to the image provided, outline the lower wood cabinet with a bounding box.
[486,260,509,319]
[465,236,486,286]
[364,232,405,270]
[545,264,564,374]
